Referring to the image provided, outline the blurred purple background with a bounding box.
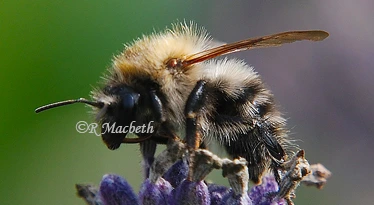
[204,1,374,204]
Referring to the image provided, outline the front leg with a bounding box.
[140,90,169,178]
[185,80,208,150]
[184,80,210,180]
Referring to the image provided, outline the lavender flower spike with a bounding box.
[98,174,139,205]
[76,140,330,205]
[163,159,189,188]
[139,178,173,205]
[139,139,184,205]
[249,175,286,205]
[172,149,221,205]
[173,180,211,205]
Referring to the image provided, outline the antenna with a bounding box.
[35,98,104,113]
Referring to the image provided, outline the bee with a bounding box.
[35,22,328,184]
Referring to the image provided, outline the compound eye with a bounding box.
[122,92,139,110]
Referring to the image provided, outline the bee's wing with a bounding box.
[184,30,329,66]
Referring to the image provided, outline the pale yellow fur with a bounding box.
[103,22,261,134]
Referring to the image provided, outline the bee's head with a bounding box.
[35,85,142,150]
[93,85,140,150]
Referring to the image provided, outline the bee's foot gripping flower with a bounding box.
[76,140,330,205]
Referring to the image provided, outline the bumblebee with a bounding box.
[36,22,328,183]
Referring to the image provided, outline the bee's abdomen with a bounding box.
[198,64,290,183]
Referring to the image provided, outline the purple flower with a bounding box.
[249,175,286,205]
[139,178,173,205]
[208,184,230,205]
[95,161,285,205]
[163,159,189,188]
[222,190,252,205]
[77,141,328,205]
[99,174,139,205]
[173,180,211,205]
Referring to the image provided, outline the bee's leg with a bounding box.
[149,90,166,125]
[199,141,207,149]
[148,90,179,142]
[272,160,283,185]
[255,119,287,185]
[140,140,157,179]
[184,80,209,180]
[185,80,208,150]
[256,121,286,162]
[139,90,167,178]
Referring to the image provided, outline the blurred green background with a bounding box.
[1,1,373,204]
